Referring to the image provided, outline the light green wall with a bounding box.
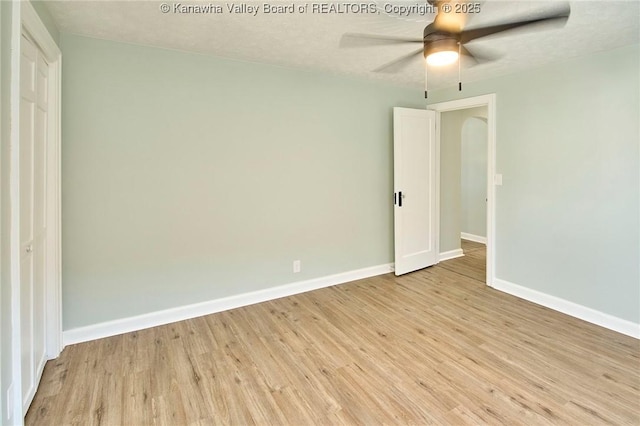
[429,44,640,323]
[461,117,488,238]
[439,106,486,252]
[60,34,424,330]
[60,35,640,329]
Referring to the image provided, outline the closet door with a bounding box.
[20,31,49,412]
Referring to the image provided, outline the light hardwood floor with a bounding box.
[439,240,486,282]
[27,246,639,425]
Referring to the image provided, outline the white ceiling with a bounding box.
[44,0,640,89]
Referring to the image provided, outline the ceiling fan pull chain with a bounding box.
[424,65,429,99]
[458,42,462,91]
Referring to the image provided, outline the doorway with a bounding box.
[428,94,496,287]
[461,116,488,246]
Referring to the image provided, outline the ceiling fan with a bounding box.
[341,0,571,95]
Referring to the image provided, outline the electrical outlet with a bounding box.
[293,260,301,273]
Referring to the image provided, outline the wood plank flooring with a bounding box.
[438,240,486,282]
[27,248,639,425]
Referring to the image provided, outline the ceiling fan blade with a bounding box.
[460,45,478,65]
[340,33,422,48]
[373,47,424,73]
[460,45,500,66]
[460,3,570,43]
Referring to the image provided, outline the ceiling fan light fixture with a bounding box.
[424,37,459,66]
[426,50,459,66]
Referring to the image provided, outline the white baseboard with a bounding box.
[63,263,394,346]
[439,249,464,262]
[460,232,487,244]
[492,278,640,339]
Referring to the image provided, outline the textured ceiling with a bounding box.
[44,0,640,89]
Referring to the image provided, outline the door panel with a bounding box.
[393,108,437,276]
[19,255,34,406]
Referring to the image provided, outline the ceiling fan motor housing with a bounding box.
[423,31,459,58]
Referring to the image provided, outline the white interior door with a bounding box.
[20,32,49,413]
[393,107,437,276]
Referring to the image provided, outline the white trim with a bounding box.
[439,248,464,262]
[428,93,496,287]
[433,110,441,265]
[9,3,24,423]
[21,2,59,62]
[63,263,394,346]
[461,233,487,244]
[21,0,63,359]
[493,278,640,339]
[44,51,63,359]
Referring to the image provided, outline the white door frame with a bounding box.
[428,94,496,287]
[9,1,62,420]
